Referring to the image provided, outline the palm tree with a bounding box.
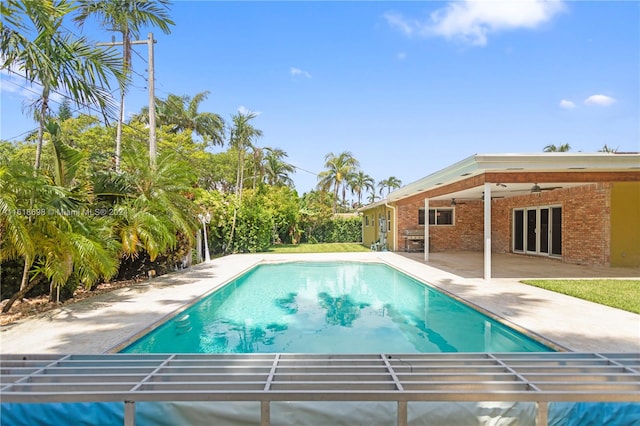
[349,171,374,208]
[366,192,380,204]
[1,125,120,312]
[249,145,265,190]
[378,176,402,197]
[114,147,198,261]
[226,111,262,253]
[544,143,571,152]
[1,0,126,171]
[0,163,36,270]
[75,0,175,172]
[263,148,295,187]
[317,151,359,213]
[599,144,618,153]
[229,111,262,198]
[155,92,225,146]
[2,1,125,307]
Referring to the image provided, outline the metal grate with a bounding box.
[2,353,639,426]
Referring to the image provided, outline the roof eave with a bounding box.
[387,152,640,202]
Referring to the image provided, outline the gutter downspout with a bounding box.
[385,202,396,252]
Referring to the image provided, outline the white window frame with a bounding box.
[512,204,562,257]
[418,208,455,226]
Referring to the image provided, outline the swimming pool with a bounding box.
[122,261,552,353]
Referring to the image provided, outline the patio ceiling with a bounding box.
[429,182,587,201]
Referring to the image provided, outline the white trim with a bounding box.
[512,204,563,258]
[483,182,492,281]
[387,153,640,202]
[424,198,429,262]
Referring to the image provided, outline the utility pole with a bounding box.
[147,33,156,165]
[97,32,157,166]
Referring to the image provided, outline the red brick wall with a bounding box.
[492,183,611,265]
[395,199,484,252]
[395,183,612,266]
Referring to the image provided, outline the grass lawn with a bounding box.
[267,243,371,253]
[520,279,640,314]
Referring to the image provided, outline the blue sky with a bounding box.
[1,0,639,194]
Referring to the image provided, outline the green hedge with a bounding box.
[306,216,362,243]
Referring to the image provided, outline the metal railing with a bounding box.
[2,352,639,426]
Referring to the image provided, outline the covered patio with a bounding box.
[370,153,640,281]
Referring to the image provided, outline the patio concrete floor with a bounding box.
[1,251,638,354]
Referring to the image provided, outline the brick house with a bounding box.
[360,153,640,279]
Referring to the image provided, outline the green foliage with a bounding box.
[317,151,360,212]
[543,143,571,152]
[233,190,272,253]
[200,149,238,192]
[193,188,234,254]
[115,147,198,261]
[262,185,300,244]
[299,190,333,243]
[307,216,362,244]
[57,99,73,121]
[268,243,370,253]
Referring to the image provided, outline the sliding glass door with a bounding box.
[513,206,562,257]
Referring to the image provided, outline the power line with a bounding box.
[290,164,318,176]
[3,68,121,124]
[132,48,148,64]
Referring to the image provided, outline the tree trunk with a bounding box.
[115,90,125,172]
[3,266,41,314]
[18,256,30,291]
[226,206,238,255]
[33,103,47,171]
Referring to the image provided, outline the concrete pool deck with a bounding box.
[1,252,638,354]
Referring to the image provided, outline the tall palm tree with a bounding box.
[1,0,126,171]
[317,151,359,213]
[377,176,402,197]
[75,0,175,172]
[543,143,571,152]
[349,171,374,208]
[263,147,295,187]
[229,111,262,199]
[250,145,265,190]
[2,0,125,305]
[155,91,225,146]
[226,111,262,253]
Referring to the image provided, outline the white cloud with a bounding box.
[1,69,36,101]
[1,69,68,107]
[385,0,565,46]
[237,105,261,116]
[559,99,575,109]
[584,94,616,107]
[396,51,407,60]
[383,12,416,36]
[290,67,312,79]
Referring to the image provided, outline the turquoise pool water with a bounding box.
[122,262,552,353]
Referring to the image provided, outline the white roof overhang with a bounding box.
[384,153,640,203]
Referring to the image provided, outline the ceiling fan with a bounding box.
[530,183,562,193]
[508,183,562,194]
